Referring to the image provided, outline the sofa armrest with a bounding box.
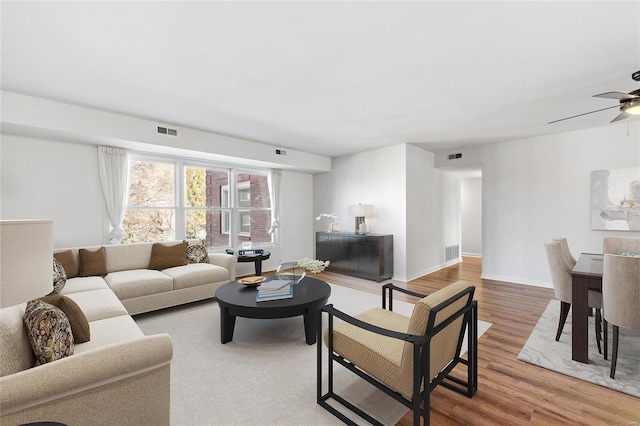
[209,253,237,281]
[0,334,173,425]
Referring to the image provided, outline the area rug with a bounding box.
[135,283,491,425]
[518,299,639,398]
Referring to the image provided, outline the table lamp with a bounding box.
[347,204,373,234]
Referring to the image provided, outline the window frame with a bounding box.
[123,153,276,251]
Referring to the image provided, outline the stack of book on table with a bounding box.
[256,279,293,302]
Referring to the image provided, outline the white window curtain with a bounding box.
[98,146,130,244]
[267,169,281,235]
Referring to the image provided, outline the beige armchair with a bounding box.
[603,253,640,379]
[545,241,605,352]
[317,280,477,426]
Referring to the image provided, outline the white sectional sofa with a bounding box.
[0,237,236,425]
[55,239,237,315]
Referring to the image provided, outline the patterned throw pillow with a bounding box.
[24,299,74,365]
[613,250,640,257]
[187,243,209,264]
[52,258,67,294]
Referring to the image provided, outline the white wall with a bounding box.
[313,143,462,282]
[1,91,331,173]
[1,135,106,247]
[461,178,482,256]
[481,121,640,287]
[406,145,441,280]
[1,135,315,273]
[314,144,408,280]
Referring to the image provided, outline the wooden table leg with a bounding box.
[220,306,236,344]
[571,276,589,363]
[303,308,317,345]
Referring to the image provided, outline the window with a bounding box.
[123,160,176,243]
[184,166,230,248]
[123,156,274,249]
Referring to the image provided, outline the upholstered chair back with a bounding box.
[401,280,472,388]
[552,237,577,269]
[603,237,640,255]
[603,254,640,331]
[545,241,572,302]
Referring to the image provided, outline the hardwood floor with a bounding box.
[313,258,639,425]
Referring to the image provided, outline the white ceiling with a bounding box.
[1,1,639,157]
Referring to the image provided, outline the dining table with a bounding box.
[570,253,604,363]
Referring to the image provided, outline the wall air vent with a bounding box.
[157,126,178,136]
[275,149,287,156]
[448,153,463,160]
[445,244,460,262]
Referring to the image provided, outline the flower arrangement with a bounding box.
[297,258,330,273]
[316,213,338,222]
[316,213,338,232]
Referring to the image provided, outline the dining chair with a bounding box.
[602,253,640,379]
[317,280,477,426]
[552,237,577,269]
[544,241,605,352]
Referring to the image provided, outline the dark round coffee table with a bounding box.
[215,276,331,345]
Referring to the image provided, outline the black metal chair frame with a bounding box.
[317,283,478,426]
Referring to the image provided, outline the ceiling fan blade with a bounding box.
[593,91,639,100]
[610,111,630,123]
[548,105,621,124]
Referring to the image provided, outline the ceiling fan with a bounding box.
[548,71,640,124]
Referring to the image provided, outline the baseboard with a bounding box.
[480,273,552,289]
[461,252,482,258]
[405,258,462,282]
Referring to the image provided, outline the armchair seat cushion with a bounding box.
[325,307,410,397]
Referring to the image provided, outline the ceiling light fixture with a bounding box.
[623,99,640,115]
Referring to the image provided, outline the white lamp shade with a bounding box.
[347,204,373,217]
[1,220,53,308]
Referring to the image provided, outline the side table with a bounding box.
[226,249,271,276]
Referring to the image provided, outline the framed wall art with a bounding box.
[591,167,640,231]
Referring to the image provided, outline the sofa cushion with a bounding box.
[162,263,229,290]
[104,242,153,272]
[79,247,108,277]
[187,243,209,264]
[40,295,90,343]
[74,315,144,355]
[52,258,67,294]
[24,299,74,365]
[148,241,188,270]
[54,249,78,278]
[59,276,110,295]
[65,289,128,322]
[105,269,174,300]
[0,303,34,376]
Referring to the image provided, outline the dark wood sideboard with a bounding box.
[315,232,393,282]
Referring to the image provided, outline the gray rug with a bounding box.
[135,284,491,425]
[518,299,640,398]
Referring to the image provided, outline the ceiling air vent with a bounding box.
[448,153,462,160]
[157,126,178,136]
